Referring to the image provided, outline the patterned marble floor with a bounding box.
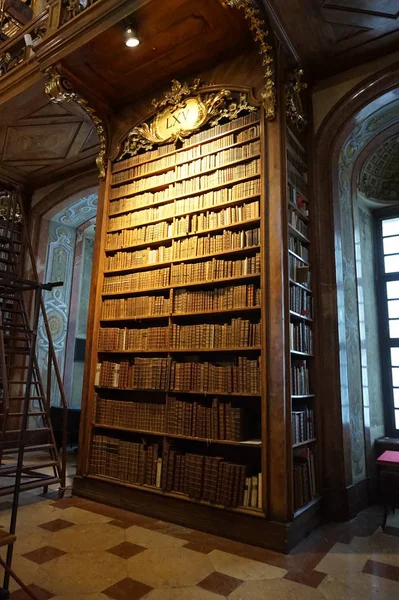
[0,468,398,599]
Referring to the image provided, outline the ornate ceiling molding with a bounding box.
[286,68,308,131]
[219,0,276,120]
[359,134,399,203]
[44,66,107,180]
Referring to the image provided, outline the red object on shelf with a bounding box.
[377,450,399,465]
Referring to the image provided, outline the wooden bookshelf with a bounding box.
[286,122,318,517]
[84,106,265,517]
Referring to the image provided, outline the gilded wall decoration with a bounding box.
[44,67,107,179]
[120,83,257,159]
[218,0,276,120]
[286,68,308,131]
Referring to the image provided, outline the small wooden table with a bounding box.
[377,450,399,530]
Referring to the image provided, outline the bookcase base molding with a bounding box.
[73,475,321,553]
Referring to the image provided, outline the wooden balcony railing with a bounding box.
[0,9,48,78]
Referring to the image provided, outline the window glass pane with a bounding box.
[388,300,399,318]
[392,368,399,387]
[384,255,399,273]
[395,410,399,430]
[389,320,399,338]
[394,389,399,409]
[383,217,399,237]
[387,281,399,299]
[391,348,399,366]
[383,236,399,255]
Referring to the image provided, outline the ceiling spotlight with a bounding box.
[125,26,140,48]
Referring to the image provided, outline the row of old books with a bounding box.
[291,361,310,395]
[102,267,170,294]
[105,228,260,272]
[170,255,261,286]
[289,208,309,238]
[174,201,260,236]
[289,236,310,263]
[174,159,260,198]
[289,322,313,354]
[95,356,260,394]
[98,326,169,351]
[91,435,162,487]
[101,294,170,319]
[90,434,262,509]
[105,221,172,250]
[175,139,261,180]
[289,256,310,286]
[95,396,166,432]
[100,284,260,320]
[287,148,308,185]
[172,228,260,260]
[105,245,172,272]
[109,188,175,216]
[102,256,260,294]
[288,184,309,217]
[166,396,244,441]
[292,407,315,445]
[289,285,313,317]
[174,179,260,216]
[176,124,260,165]
[95,358,170,389]
[181,110,260,147]
[108,202,174,232]
[114,143,175,174]
[161,439,257,508]
[111,168,176,200]
[94,395,245,441]
[112,153,175,185]
[293,448,317,511]
[170,319,261,349]
[171,357,260,394]
[173,284,260,314]
[109,176,260,221]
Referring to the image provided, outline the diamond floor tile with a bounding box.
[198,571,243,595]
[10,584,55,599]
[22,546,66,565]
[38,519,75,532]
[107,541,147,559]
[103,577,153,600]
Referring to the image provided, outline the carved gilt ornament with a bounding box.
[219,0,276,120]
[44,67,107,179]
[286,68,308,131]
[120,80,257,159]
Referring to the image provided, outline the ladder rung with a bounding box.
[0,462,59,476]
[2,444,56,454]
[4,427,50,434]
[7,412,47,417]
[0,477,61,497]
[8,396,43,400]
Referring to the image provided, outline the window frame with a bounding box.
[375,206,399,438]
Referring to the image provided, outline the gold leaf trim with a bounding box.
[151,79,202,112]
[286,68,308,131]
[219,0,276,120]
[0,193,22,223]
[121,84,234,159]
[44,67,107,179]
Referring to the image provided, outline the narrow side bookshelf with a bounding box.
[286,123,318,516]
[87,107,266,517]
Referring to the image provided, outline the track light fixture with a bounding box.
[125,25,140,48]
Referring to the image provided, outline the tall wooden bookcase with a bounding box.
[286,119,320,518]
[74,83,320,551]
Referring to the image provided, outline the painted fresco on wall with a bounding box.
[38,194,97,406]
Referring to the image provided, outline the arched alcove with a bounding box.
[314,63,399,519]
